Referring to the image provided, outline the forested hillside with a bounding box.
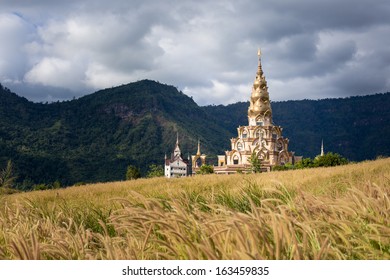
[1,81,389,189]
[0,81,230,188]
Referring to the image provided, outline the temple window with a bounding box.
[233,156,239,165]
[277,141,283,151]
[256,121,263,126]
[237,143,243,151]
[242,132,248,139]
[255,130,264,139]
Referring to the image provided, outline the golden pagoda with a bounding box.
[215,50,300,173]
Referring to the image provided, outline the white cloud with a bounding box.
[0,13,35,82]
[1,0,389,104]
[184,80,250,105]
[25,57,82,89]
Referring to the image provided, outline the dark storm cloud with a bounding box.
[1,0,389,104]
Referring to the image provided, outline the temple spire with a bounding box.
[173,132,181,159]
[196,139,201,156]
[248,49,272,126]
[257,48,262,72]
[321,139,324,156]
[256,48,264,79]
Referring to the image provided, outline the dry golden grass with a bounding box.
[0,158,389,259]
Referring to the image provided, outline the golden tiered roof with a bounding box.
[248,49,272,125]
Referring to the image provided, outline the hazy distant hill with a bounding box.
[1,81,389,188]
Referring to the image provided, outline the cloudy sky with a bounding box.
[1,0,389,105]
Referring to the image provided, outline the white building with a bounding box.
[164,134,192,178]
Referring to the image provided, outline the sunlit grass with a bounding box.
[0,158,389,259]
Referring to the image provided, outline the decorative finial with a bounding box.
[321,139,324,156]
[197,139,201,156]
[176,132,179,145]
[257,48,262,69]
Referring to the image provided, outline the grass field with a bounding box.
[0,158,389,260]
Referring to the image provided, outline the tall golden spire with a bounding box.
[196,139,201,156]
[257,48,262,75]
[248,48,272,126]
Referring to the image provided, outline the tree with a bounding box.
[0,160,16,188]
[126,165,141,180]
[314,152,348,167]
[196,164,214,174]
[293,153,348,169]
[146,164,164,178]
[249,151,262,173]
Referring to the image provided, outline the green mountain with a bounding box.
[1,81,389,189]
[0,81,231,188]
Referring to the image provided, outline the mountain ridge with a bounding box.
[0,80,232,187]
[1,81,389,189]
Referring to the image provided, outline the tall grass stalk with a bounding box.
[0,158,389,259]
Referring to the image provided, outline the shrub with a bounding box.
[196,164,214,174]
[126,165,141,180]
[0,160,16,189]
[295,158,315,169]
[273,163,296,171]
[314,152,349,167]
[146,164,164,178]
[33,184,49,191]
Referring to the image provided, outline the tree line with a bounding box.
[272,152,349,171]
[0,152,350,191]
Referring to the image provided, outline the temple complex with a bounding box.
[215,50,301,174]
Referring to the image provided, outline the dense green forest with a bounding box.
[1,81,389,189]
[0,81,231,188]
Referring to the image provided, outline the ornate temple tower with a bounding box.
[215,50,299,173]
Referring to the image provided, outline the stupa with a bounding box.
[215,50,300,173]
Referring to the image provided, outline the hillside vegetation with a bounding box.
[0,158,389,260]
[1,81,389,188]
[0,81,231,187]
